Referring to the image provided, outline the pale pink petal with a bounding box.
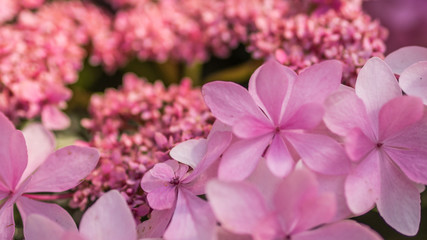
[218,135,272,181]
[59,232,87,240]
[345,151,380,215]
[292,220,383,240]
[137,209,174,239]
[378,96,424,141]
[324,90,374,139]
[314,171,352,221]
[252,213,282,240]
[16,197,77,231]
[283,103,324,130]
[285,60,342,120]
[149,161,178,182]
[24,146,99,193]
[20,124,55,185]
[146,185,177,210]
[170,139,207,169]
[208,120,232,136]
[0,205,14,240]
[79,190,137,240]
[246,160,282,206]
[232,116,273,139]
[265,135,294,177]
[273,168,321,234]
[41,105,70,130]
[24,214,67,240]
[286,132,350,175]
[355,57,402,131]
[185,131,232,182]
[377,156,420,236]
[216,226,252,240]
[206,180,269,235]
[202,81,265,126]
[0,112,28,190]
[345,128,375,161]
[399,61,427,104]
[385,46,427,75]
[292,192,335,234]
[164,189,216,240]
[249,59,295,125]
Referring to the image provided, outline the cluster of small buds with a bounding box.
[70,73,214,219]
[0,0,45,24]
[0,1,120,128]
[247,0,387,86]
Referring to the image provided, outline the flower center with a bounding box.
[376,142,383,148]
[170,177,180,186]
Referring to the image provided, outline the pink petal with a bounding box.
[345,151,380,215]
[164,189,216,240]
[286,60,342,119]
[273,168,333,234]
[0,113,28,190]
[202,81,265,126]
[385,46,427,75]
[216,226,252,240]
[377,155,420,236]
[355,57,402,131]
[41,105,70,130]
[149,161,179,182]
[324,90,374,139]
[170,139,207,169]
[0,205,15,240]
[146,185,177,210]
[265,134,294,177]
[282,103,324,130]
[20,124,55,185]
[79,190,137,240]
[218,135,272,181]
[24,146,99,193]
[206,180,269,235]
[137,209,174,239]
[16,197,77,231]
[232,115,273,139]
[249,59,295,125]
[378,96,424,140]
[246,160,282,206]
[286,132,350,175]
[23,214,67,240]
[185,131,232,182]
[252,213,282,240]
[345,128,375,161]
[292,220,382,240]
[399,61,427,104]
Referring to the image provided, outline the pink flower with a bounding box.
[202,59,350,180]
[206,167,382,240]
[0,113,99,238]
[324,57,427,235]
[24,190,136,240]
[385,46,427,104]
[140,130,232,239]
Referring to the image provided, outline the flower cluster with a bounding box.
[111,0,387,84]
[137,47,427,239]
[70,73,214,218]
[0,0,45,24]
[0,1,119,129]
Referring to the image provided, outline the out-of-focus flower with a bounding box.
[202,59,349,181]
[71,73,214,219]
[0,0,45,24]
[324,57,427,236]
[206,167,382,240]
[24,190,137,240]
[0,113,100,239]
[0,1,121,129]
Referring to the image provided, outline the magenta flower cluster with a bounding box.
[70,73,213,218]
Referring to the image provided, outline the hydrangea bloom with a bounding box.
[140,130,231,239]
[71,74,213,218]
[0,1,120,128]
[202,59,350,180]
[0,113,99,239]
[324,57,427,235]
[24,190,136,240]
[206,166,382,240]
